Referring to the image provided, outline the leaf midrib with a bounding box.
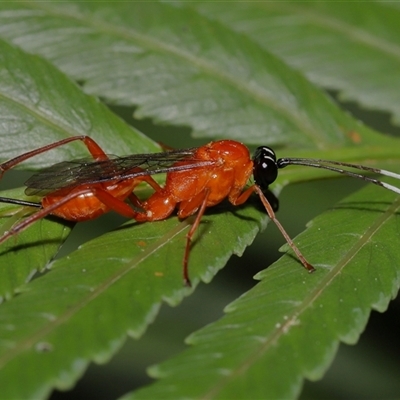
[199,194,400,399]
[0,218,191,369]
[0,89,80,145]
[25,1,324,144]
[259,2,400,61]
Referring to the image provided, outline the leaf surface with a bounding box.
[184,1,400,125]
[0,199,268,399]
[0,187,72,300]
[0,3,399,399]
[126,184,400,399]
[0,1,379,147]
[0,39,156,166]
[0,39,157,297]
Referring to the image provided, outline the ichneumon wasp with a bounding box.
[1,136,399,285]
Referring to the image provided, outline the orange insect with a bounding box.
[1,136,400,286]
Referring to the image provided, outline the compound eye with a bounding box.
[253,146,278,190]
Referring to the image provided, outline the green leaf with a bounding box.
[184,1,400,125]
[0,41,275,396]
[0,1,380,147]
[0,187,72,300]
[0,39,157,298]
[0,200,268,399]
[0,39,157,167]
[0,3,399,400]
[126,183,400,399]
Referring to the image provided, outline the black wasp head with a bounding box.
[252,146,279,191]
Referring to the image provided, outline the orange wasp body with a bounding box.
[1,135,400,285]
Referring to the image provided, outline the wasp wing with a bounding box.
[24,148,213,196]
